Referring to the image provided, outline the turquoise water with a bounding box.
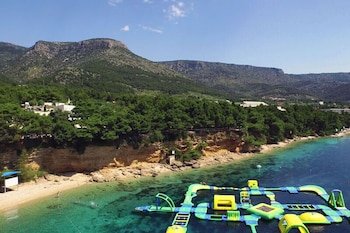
[1,137,350,233]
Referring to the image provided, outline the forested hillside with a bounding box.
[1,82,349,151]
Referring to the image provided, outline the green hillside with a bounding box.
[0,39,218,96]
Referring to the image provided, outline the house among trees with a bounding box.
[21,100,75,116]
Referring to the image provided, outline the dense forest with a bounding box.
[1,81,349,152]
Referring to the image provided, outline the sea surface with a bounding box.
[1,137,350,233]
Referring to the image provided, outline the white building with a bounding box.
[240,101,268,108]
[22,101,76,116]
[55,103,75,112]
[277,106,287,112]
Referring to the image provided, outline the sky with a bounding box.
[1,0,350,74]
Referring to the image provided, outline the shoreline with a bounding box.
[1,128,349,213]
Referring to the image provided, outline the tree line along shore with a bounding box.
[1,82,350,181]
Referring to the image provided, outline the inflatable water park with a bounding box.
[135,180,350,233]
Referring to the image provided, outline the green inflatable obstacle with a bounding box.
[328,189,346,208]
[278,214,309,233]
[135,180,350,233]
[247,203,284,220]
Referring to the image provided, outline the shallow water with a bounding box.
[1,137,350,233]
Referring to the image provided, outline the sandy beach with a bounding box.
[0,173,90,212]
[1,128,349,212]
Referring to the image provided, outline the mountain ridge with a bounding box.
[1,39,350,101]
[161,60,350,101]
[0,38,209,95]
[1,38,177,79]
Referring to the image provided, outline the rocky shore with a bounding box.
[85,128,350,182]
[90,149,255,182]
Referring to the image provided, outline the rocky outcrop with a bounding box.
[79,38,127,49]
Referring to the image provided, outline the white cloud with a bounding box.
[166,1,187,19]
[141,25,163,34]
[143,0,153,3]
[121,25,130,32]
[108,0,123,7]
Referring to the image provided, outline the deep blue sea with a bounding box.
[1,137,350,233]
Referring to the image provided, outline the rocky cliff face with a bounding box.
[29,38,127,59]
[0,130,242,174]
[163,60,286,84]
[30,144,164,173]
